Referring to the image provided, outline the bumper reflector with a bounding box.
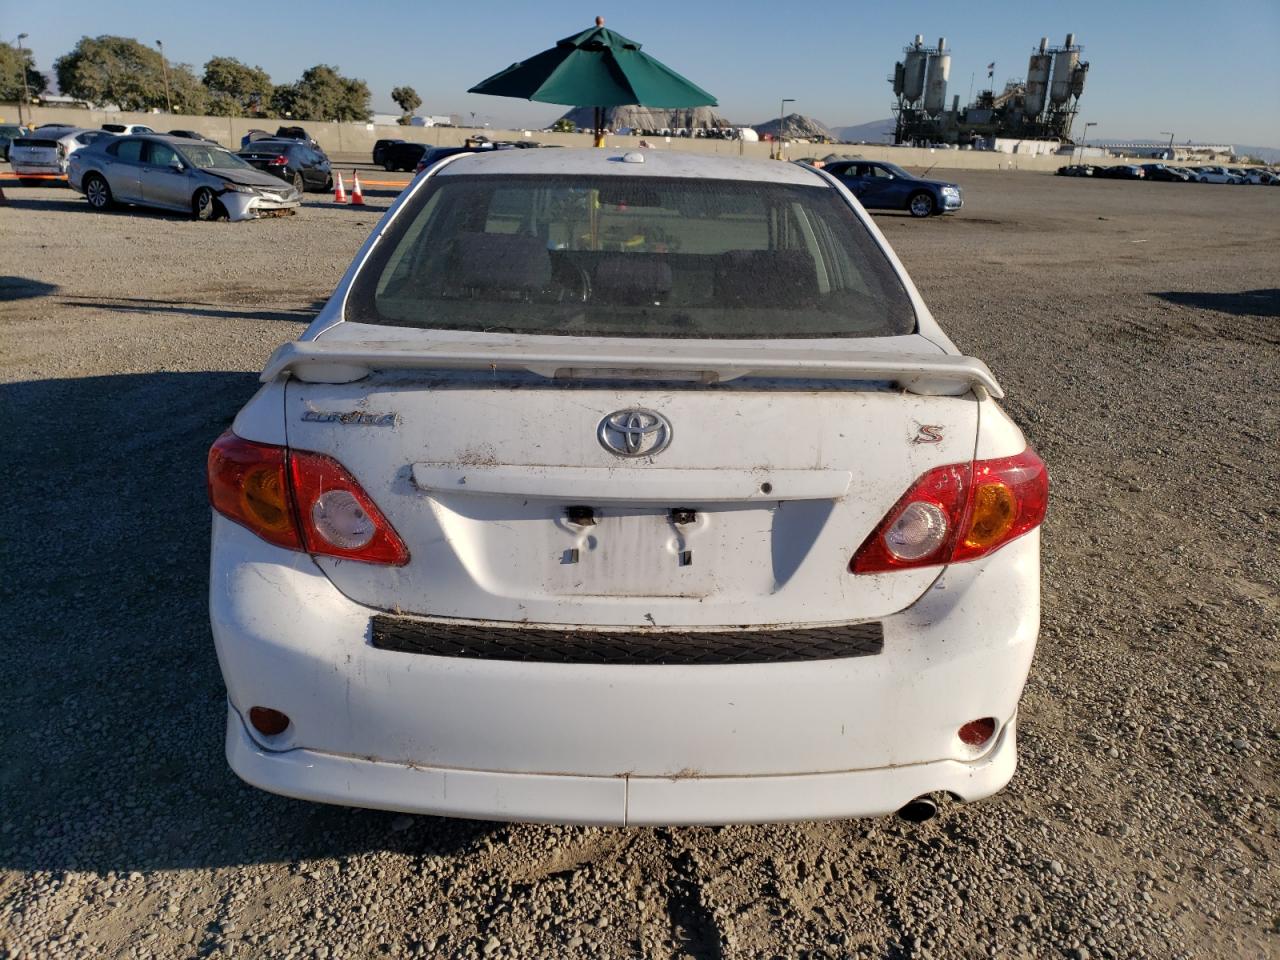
[248,706,290,736]
[958,717,997,747]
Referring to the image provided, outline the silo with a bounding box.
[1025,37,1052,118]
[903,45,927,103]
[893,61,905,97]
[923,38,950,114]
[1050,34,1079,106]
[1071,61,1089,99]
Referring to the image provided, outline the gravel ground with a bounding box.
[0,170,1276,960]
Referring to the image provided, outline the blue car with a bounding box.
[821,160,963,217]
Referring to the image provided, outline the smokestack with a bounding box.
[914,34,923,46]
[938,37,946,51]
[1065,33,1075,48]
[1040,37,1048,53]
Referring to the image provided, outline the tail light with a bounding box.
[850,447,1047,574]
[207,431,408,565]
[268,155,289,166]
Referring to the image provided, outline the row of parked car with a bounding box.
[1056,162,1279,185]
[6,122,339,198]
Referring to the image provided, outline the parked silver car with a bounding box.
[8,127,113,183]
[67,134,302,221]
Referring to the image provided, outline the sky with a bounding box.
[5,0,1279,146]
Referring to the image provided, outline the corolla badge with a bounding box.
[597,409,672,458]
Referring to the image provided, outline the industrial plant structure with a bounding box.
[891,34,1089,147]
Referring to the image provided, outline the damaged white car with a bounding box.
[68,134,300,220]
[209,149,1048,826]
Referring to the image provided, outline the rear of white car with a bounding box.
[9,135,68,179]
[208,150,1047,825]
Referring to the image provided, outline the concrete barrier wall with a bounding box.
[3,102,1143,173]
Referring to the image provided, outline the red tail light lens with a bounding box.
[268,155,289,166]
[850,447,1047,574]
[289,450,410,565]
[206,431,408,565]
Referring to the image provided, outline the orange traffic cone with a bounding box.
[333,172,347,204]
[350,170,365,206]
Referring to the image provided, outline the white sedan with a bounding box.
[208,149,1048,825]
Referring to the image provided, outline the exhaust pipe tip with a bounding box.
[896,796,938,824]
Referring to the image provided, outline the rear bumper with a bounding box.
[211,517,1040,823]
[227,703,1017,825]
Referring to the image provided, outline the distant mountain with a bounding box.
[752,114,833,140]
[830,118,896,143]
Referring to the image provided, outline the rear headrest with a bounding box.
[593,257,673,302]
[715,250,817,306]
[453,233,551,290]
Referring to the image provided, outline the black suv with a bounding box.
[382,141,428,171]
[373,139,405,165]
[237,138,333,193]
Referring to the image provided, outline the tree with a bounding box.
[166,64,208,115]
[0,43,48,103]
[271,65,370,122]
[551,118,575,133]
[203,56,273,116]
[55,35,169,111]
[391,85,421,122]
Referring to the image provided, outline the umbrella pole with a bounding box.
[594,106,605,148]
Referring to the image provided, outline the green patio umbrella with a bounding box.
[469,17,717,146]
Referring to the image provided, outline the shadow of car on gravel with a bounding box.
[63,296,330,325]
[0,371,498,874]
[1151,288,1280,318]
[0,275,59,301]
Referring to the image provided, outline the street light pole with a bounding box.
[16,33,30,127]
[1159,131,1175,161]
[1076,121,1096,165]
[156,40,172,114]
[776,98,794,160]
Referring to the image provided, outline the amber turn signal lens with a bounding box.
[963,481,1017,550]
[239,465,292,535]
[248,706,291,736]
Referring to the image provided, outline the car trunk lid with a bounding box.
[276,330,985,627]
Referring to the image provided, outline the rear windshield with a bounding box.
[347,174,915,338]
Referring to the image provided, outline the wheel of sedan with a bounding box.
[293,172,306,195]
[84,174,113,210]
[192,186,219,221]
[908,192,935,218]
[384,159,396,172]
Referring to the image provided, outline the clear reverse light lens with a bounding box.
[311,489,375,550]
[884,501,948,561]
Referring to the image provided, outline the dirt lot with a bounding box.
[0,169,1276,960]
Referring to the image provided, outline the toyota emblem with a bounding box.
[597,409,672,458]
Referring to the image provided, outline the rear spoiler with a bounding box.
[261,339,1003,398]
